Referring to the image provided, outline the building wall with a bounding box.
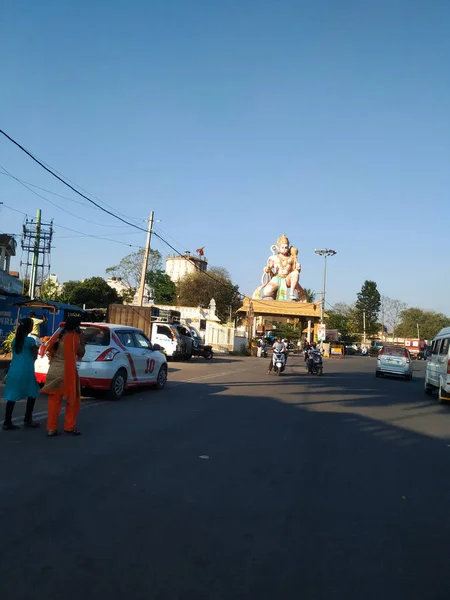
[165,254,208,283]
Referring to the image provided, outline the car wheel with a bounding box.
[110,369,127,400]
[185,353,192,360]
[155,365,168,390]
[204,350,213,360]
[424,377,434,395]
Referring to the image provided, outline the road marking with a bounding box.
[168,368,250,387]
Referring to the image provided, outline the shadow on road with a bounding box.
[1,370,450,600]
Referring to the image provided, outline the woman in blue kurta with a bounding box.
[3,317,41,430]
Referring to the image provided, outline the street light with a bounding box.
[314,249,337,326]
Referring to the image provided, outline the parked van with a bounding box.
[151,323,186,359]
[424,327,450,400]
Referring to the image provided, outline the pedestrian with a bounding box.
[41,317,85,437]
[2,317,41,431]
[28,311,47,346]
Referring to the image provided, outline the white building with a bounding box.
[106,276,131,297]
[165,251,208,283]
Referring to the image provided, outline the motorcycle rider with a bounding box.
[268,337,287,374]
[306,342,317,374]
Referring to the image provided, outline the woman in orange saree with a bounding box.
[41,317,85,437]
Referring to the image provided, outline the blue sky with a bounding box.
[1,0,449,313]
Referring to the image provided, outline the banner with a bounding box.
[317,324,326,341]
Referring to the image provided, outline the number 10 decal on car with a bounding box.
[145,358,155,374]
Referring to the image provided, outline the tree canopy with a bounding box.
[325,302,357,341]
[396,308,450,340]
[354,280,381,336]
[61,277,121,308]
[146,270,177,304]
[106,249,162,289]
[176,266,242,323]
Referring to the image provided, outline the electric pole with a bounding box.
[22,209,53,299]
[137,211,154,306]
[363,310,366,345]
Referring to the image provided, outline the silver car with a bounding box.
[376,345,413,380]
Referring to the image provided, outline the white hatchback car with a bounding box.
[35,323,168,400]
[376,345,413,380]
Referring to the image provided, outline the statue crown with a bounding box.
[277,234,289,247]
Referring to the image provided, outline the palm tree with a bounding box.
[303,288,316,302]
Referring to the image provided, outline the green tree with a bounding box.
[396,308,450,340]
[325,302,357,341]
[176,266,242,323]
[61,277,121,308]
[105,249,162,289]
[303,288,316,302]
[146,270,177,304]
[40,278,61,301]
[272,322,300,341]
[355,280,381,337]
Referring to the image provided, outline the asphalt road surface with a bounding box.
[1,355,450,600]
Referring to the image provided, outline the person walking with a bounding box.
[2,317,41,431]
[41,317,85,437]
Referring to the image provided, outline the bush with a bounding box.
[239,343,250,356]
[1,331,15,355]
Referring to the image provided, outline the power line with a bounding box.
[0,129,310,312]
[0,203,143,249]
[0,168,143,224]
[0,128,149,233]
[0,164,138,231]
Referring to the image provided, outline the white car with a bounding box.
[35,323,168,400]
[376,345,413,380]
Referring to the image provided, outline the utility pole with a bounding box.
[28,209,41,299]
[247,300,254,353]
[137,211,154,306]
[363,310,366,346]
[417,323,420,339]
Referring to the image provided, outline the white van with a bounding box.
[151,323,187,359]
[424,327,450,400]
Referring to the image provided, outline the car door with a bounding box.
[437,338,450,385]
[428,339,441,386]
[115,330,140,384]
[132,331,159,382]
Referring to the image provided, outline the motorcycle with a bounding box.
[271,351,286,375]
[306,350,323,375]
[191,340,214,360]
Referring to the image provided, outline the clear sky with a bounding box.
[1,0,449,313]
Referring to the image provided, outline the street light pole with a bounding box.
[314,249,336,347]
[315,248,336,323]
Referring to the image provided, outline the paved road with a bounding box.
[1,355,450,600]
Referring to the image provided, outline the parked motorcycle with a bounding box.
[306,349,323,375]
[191,341,214,360]
[271,351,286,375]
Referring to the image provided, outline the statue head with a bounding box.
[277,233,290,256]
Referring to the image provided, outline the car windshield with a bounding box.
[81,326,110,346]
[383,346,405,357]
[189,327,201,339]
